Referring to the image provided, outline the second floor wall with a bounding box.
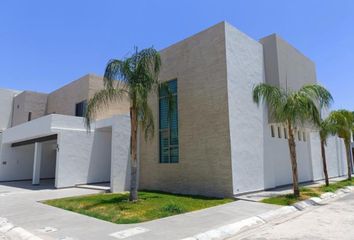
[8,74,130,127]
[12,91,48,126]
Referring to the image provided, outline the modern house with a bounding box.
[0,22,350,197]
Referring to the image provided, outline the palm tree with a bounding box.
[319,118,336,186]
[85,47,161,201]
[253,84,333,197]
[328,110,354,180]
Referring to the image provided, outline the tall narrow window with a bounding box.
[303,132,306,142]
[75,100,87,117]
[159,79,178,163]
[28,112,32,121]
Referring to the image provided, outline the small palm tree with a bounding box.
[85,47,161,201]
[253,84,332,197]
[319,118,336,186]
[328,110,354,180]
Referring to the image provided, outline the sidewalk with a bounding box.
[0,180,280,240]
[236,175,349,202]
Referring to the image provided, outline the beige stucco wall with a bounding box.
[46,75,90,116]
[12,91,48,126]
[139,22,234,197]
[87,75,130,120]
[46,74,129,119]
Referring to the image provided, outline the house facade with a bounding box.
[0,22,350,197]
[139,22,349,197]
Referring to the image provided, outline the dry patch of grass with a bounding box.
[44,191,234,224]
[262,179,354,206]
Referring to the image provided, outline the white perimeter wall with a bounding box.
[263,123,313,189]
[264,122,347,189]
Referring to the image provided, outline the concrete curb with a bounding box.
[0,217,42,240]
[180,207,297,240]
[181,186,354,240]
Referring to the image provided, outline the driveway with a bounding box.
[230,191,354,240]
[0,180,280,240]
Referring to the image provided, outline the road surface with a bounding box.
[230,192,354,240]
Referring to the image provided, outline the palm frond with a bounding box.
[104,59,127,88]
[299,84,333,109]
[328,110,354,141]
[319,117,337,144]
[252,83,286,122]
[85,88,127,130]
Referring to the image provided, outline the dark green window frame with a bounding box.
[159,79,179,163]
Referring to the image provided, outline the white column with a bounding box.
[32,142,42,185]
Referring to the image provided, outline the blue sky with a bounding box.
[0,0,353,110]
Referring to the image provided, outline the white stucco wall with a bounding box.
[263,124,347,189]
[264,124,314,189]
[0,143,35,181]
[40,140,57,179]
[54,115,130,189]
[225,23,265,195]
[259,31,346,189]
[54,128,101,187]
[309,131,323,181]
[325,136,347,178]
[0,140,56,182]
[110,115,131,192]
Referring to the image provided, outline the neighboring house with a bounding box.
[0,74,131,192]
[0,22,350,197]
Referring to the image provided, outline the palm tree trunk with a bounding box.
[129,107,138,201]
[287,122,300,197]
[320,140,329,186]
[345,140,352,181]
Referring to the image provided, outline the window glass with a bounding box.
[159,80,178,163]
[75,100,87,117]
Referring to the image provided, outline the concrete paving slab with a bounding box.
[0,181,280,240]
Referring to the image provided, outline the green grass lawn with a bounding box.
[44,191,234,224]
[261,179,354,206]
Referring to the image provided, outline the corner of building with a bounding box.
[224,23,266,195]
